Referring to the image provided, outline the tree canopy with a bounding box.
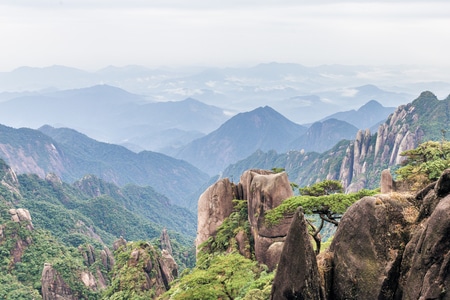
[396,141,450,189]
[266,184,376,253]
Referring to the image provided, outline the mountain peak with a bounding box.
[358,100,383,113]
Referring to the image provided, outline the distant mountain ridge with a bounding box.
[321,99,395,129]
[0,85,231,152]
[0,124,209,210]
[289,118,359,153]
[175,106,307,175]
[0,63,424,124]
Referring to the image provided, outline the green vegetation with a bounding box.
[161,252,273,300]
[299,179,343,196]
[266,183,377,253]
[161,199,273,299]
[201,199,253,255]
[104,241,158,300]
[0,158,197,298]
[0,211,102,299]
[266,188,376,226]
[396,141,450,189]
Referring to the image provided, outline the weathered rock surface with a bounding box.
[271,207,323,300]
[196,177,237,249]
[196,169,293,270]
[41,263,81,300]
[9,208,34,230]
[380,168,395,193]
[244,170,293,270]
[398,175,450,299]
[160,228,173,255]
[160,249,178,284]
[113,236,127,251]
[329,194,417,299]
[273,168,450,299]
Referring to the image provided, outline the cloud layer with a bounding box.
[1,1,449,70]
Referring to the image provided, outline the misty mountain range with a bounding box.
[0,62,408,155]
[1,62,443,125]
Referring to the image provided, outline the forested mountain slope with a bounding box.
[0,124,209,210]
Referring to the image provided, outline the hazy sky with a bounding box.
[1,0,450,71]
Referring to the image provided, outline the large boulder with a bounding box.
[243,170,294,270]
[398,186,450,299]
[195,178,237,249]
[270,207,323,300]
[160,228,173,255]
[9,208,34,230]
[195,169,294,270]
[41,263,82,300]
[329,194,417,299]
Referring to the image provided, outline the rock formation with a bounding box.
[196,177,238,249]
[160,228,173,255]
[328,194,416,299]
[196,169,293,270]
[109,242,178,297]
[41,263,78,300]
[9,208,34,230]
[271,207,323,299]
[270,168,450,299]
[244,170,294,270]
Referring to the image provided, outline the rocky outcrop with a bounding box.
[398,174,450,299]
[272,168,450,299]
[328,194,416,299]
[243,170,293,270]
[271,207,323,299]
[160,249,178,284]
[110,242,178,297]
[196,177,238,249]
[196,169,293,270]
[41,263,77,300]
[160,228,173,255]
[113,236,127,250]
[9,208,34,230]
[41,263,101,300]
[78,244,113,289]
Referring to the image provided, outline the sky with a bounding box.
[1,0,450,71]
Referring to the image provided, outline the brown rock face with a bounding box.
[41,263,78,300]
[329,194,416,299]
[160,228,173,255]
[380,169,395,193]
[196,169,293,270]
[196,177,237,249]
[399,181,450,299]
[244,170,293,270]
[270,208,323,300]
[9,208,34,230]
[160,249,178,284]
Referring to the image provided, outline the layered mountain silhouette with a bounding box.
[321,99,395,129]
[0,124,209,210]
[0,85,230,152]
[289,118,359,153]
[174,106,307,175]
